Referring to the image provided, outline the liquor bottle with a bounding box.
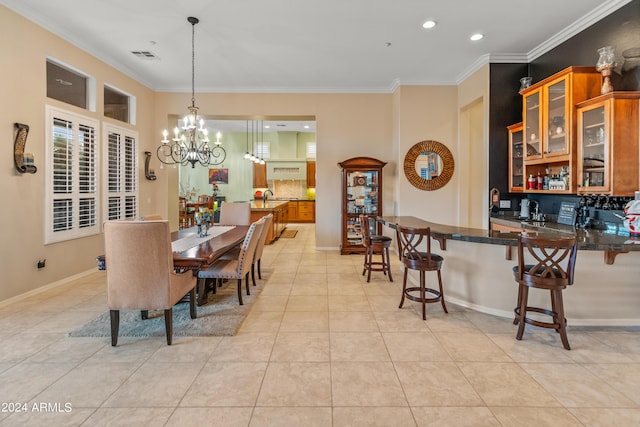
[537,171,543,190]
[527,174,535,190]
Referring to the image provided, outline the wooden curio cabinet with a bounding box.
[576,92,640,196]
[508,122,524,192]
[520,66,601,193]
[338,157,386,255]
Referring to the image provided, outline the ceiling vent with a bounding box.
[130,51,159,60]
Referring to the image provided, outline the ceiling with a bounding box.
[2,0,630,94]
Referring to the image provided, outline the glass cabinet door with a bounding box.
[578,103,608,192]
[544,77,570,156]
[523,91,542,160]
[508,123,523,192]
[345,170,379,245]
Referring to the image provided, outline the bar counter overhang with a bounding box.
[378,216,640,326]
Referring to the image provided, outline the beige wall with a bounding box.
[0,5,490,302]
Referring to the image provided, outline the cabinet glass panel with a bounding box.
[524,92,541,159]
[545,79,567,154]
[581,105,607,188]
[511,127,523,190]
[346,171,378,215]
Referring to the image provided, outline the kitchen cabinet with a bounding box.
[520,66,601,193]
[306,161,316,187]
[286,200,316,223]
[507,122,524,192]
[253,163,267,188]
[576,92,640,196]
[250,200,288,244]
[338,157,386,255]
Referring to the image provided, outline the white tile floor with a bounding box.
[1,223,640,426]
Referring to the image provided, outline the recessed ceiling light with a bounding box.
[264,125,271,129]
[470,33,484,41]
[304,125,310,129]
[422,20,437,29]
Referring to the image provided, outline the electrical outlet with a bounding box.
[37,259,46,269]
[499,200,511,209]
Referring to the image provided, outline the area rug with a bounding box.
[280,229,298,238]
[68,280,264,338]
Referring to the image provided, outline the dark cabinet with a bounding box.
[338,157,386,255]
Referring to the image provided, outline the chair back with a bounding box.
[359,214,372,246]
[236,218,265,276]
[219,202,251,225]
[142,214,162,220]
[516,233,577,289]
[395,224,439,270]
[253,213,274,262]
[104,220,173,310]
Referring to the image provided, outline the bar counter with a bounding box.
[377,215,640,325]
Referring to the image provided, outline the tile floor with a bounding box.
[1,223,640,426]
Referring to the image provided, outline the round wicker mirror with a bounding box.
[403,140,454,191]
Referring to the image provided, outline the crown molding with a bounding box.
[527,0,633,61]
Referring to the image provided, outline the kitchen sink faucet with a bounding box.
[264,189,274,202]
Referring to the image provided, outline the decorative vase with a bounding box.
[596,46,617,94]
[620,47,640,91]
[519,77,532,91]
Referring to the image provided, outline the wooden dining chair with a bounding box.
[179,197,193,229]
[104,220,197,346]
[513,233,578,350]
[197,217,265,305]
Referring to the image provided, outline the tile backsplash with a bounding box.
[271,179,306,198]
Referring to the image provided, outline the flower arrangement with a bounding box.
[211,183,219,198]
[195,208,213,237]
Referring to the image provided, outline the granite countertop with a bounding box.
[377,215,640,253]
[250,200,289,211]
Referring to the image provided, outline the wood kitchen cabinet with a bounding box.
[253,163,267,188]
[250,201,288,244]
[306,161,316,187]
[520,66,601,193]
[576,91,640,196]
[286,200,315,223]
[338,157,386,255]
[508,122,524,192]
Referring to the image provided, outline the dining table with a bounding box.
[96,224,249,306]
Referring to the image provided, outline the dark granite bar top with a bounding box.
[377,215,640,255]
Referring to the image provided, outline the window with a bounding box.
[45,106,100,243]
[104,84,136,124]
[306,141,317,159]
[46,59,94,110]
[103,124,138,221]
[254,141,270,159]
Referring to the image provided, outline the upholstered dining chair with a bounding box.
[513,232,578,350]
[221,213,273,286]
[197,217,265,305]
[104,220,197,346]
[219,202,251,226]
[395,224,448,320]
[142,214,162,220]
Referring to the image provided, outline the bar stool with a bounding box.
[513,233,578,350]
[395,224,447,320]
[359,215,393,282]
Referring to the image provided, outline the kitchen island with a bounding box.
[378,215,640,325]
[250,200,288,244]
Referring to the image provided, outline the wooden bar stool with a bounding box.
[359,215,393,282]
[513,233,578,350]
[395,224,447,320]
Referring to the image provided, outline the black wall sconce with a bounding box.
[144,151,157,180]
[14,122,37,174]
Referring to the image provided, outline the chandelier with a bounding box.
[157,16,226,168]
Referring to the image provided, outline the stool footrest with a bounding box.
[514,306,563,330]
[404,286,442,304]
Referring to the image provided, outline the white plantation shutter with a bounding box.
[45,106,100,243]
[104,124,138,221]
